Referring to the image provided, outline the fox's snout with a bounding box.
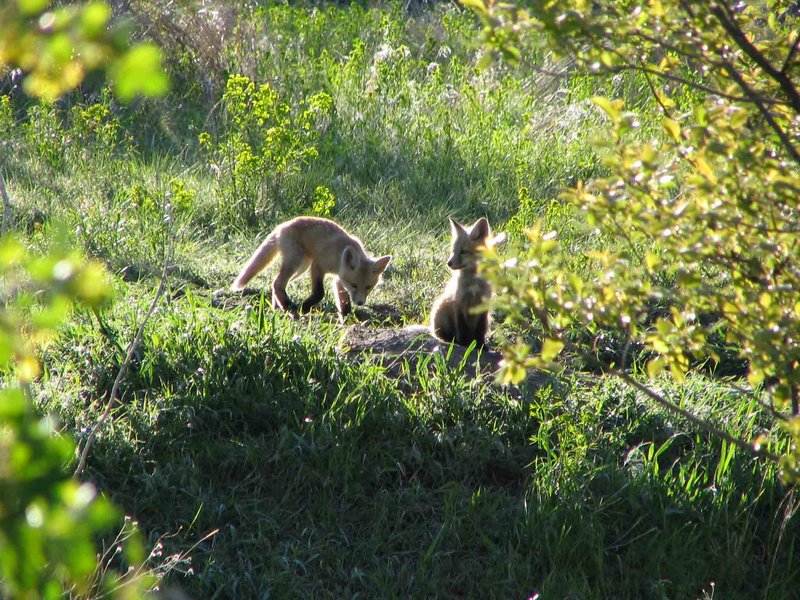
[447,255,465,270]
[340,283,370,307]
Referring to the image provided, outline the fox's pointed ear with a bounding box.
[469,217,490,241]
[449,218,465,237]
[341,246,360,270]
[373,255,391,273]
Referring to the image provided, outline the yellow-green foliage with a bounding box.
[0,236,152,599]
[0,2,169,594]
[470,0,800,474]
[198,74,333,223]
[0,0,167,101]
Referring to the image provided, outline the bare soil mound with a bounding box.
[340,324,504,379]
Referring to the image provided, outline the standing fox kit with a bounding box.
[430,217,493,348]
[231,217,391,318]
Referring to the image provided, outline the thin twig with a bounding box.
[551,334,788,466]
[781,31,800,75]
[718,56,800,164]
[710,1,800,113]
[91,305,126,356]
[717,379,790,423]
[641,68,673,118]
[0,172,12,236]
[74,204,175,478]
[538,61,783,106]
[608,366,782,464]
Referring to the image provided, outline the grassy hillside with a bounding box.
[2,1,798,597]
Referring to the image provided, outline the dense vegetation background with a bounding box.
[2,0,799,597]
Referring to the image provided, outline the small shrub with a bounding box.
[199,74,333,228]
[24,104,67,171]
[310,184,336,217]
[68,90,129,158]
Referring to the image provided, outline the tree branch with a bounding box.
[608,366,783,464]
[719,57,800,165]
[560,60,785,106]
[709,1,800,113]
[552,332,787,468]
[781,30,800,75]
[641,68,674,117]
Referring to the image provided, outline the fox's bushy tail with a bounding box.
[231,233,279,291]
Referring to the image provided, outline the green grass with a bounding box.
[3,0,799,597]
[36,289,796,598]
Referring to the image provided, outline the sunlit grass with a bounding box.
[4,0,799,597]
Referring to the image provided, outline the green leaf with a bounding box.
[0,388,28,419]
[0,237,26,270]
[459,0,488,15]
[592,96,620,121]
[540,338,565,362]
[500,360,526,385]
[111,43,169,101]
[668,359,686,383]
[17,0,50,16]
[747,367,765,387]
[651,338,669,354]
[46,33,74,64]
[646,357,666,378]
[694,156,716,183]
[80,1,111,39]
[729,108,748,129]
[662,117,681,142]
[599,51,616,67]
[74,261,112,306]
[650,0,665,17]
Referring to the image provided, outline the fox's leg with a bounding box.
[455,309,472,347]
[300,264,325,313]
[431,301,455,343]
[271,253,306,312]
[473,311,489,348]
[333,277,352,319]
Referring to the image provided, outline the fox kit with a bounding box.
[231,217,391,318]
[430,217,493,348]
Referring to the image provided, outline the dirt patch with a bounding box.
[213,290,546,393]
[340,323,505,379]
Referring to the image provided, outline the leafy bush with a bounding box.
[70,178,188,277]
[468,0,800,474]
[0,1,171,594]
[0,236,151,598]
[199,74,333,227]
[0,0,167,101]
[68,90,129,159]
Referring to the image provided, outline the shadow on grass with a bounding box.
[45,294,800,599]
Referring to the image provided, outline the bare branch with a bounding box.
[548,59,785,107]
[709,1,800,113]
[719,58,800,165]
[781,31,800,75]
[718,379,791,423]
[541,330,787,468]
[74,204,175,478]
[0,172,12,236]
[641,68,674,118]
[608,367,783,464]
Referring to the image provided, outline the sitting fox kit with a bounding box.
[231,217,391,318]
[430,217,493,348]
